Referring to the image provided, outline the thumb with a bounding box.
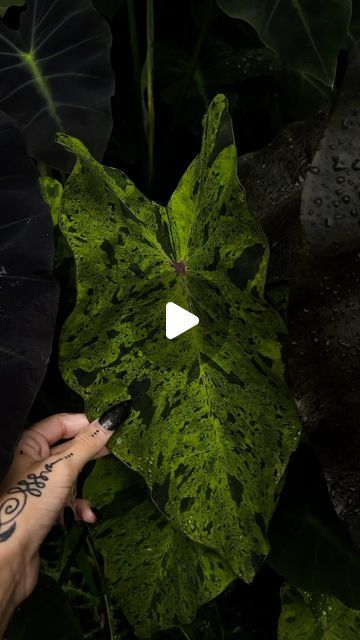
[61,401,131,472]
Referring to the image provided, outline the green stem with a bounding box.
[145,0,155,192]
[171,0,212,129]
[37,161,50,178]
[127,0,147,185]
[86,531,116,640]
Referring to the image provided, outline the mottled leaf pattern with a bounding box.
[40,177,63,226]
[278,584,360,640]
[58,95,301,579]
[84,456,235,637]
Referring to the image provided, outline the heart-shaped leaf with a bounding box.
[0,109,59,480]
[58,94,301,579]
[278,584,360,640]
[0,0,114,170]
[84,456,235,637]
[217,0,351,87]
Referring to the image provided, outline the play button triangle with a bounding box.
[166,302,199,339]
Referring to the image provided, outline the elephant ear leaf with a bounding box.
[58,94,301,582]
[217,0,351,87]
[84,456,235,637]
[0,0,114,170]
[0,110,59,480]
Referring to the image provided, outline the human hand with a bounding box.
[0,402,130,634]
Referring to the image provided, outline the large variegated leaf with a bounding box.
[84,456,235,637]
[58,94,301,579]
[278,584,360,640]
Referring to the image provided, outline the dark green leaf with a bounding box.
[268,445,360,609]
[0,0,114,170]
[58,94,301,580]
[84,456,235,637]
[278,584,360,640]
[217,0,351,86]
[0,0,24,8]
[0,110,59,480]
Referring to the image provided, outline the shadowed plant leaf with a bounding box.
[278,584,360,640]
[0,110,58,481]
[58,94,301,580]
[94,0,125,18]
[84,456,235,637]
[287,44,360,547]
[217,0,351,87]
[0,0,114,170]
[268,445,360,609]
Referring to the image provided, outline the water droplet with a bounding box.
[352,159,360,171]
[314,197,322,206]
[336,176,345,184]
[309,166,320,174]
[342,195,350,204]
[342,118,349,129]
[332,156,346,171]
[350,208,358,217]
[332,200,340,207]
[335,188,344,195]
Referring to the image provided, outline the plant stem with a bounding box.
[171,0,212,130]
[86,530,116,640]
[127,0,147,187]
[144,0,155,192]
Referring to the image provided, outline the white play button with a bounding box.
[166,302,199,339]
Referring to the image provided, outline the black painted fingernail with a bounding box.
[98,401,131,431]
[64,506,75,534]
[92,507,103,522]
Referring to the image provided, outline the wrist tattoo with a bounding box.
[0,453,74,542]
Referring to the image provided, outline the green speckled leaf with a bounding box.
[278,584,360,640]
[84,456,235,637]
[58,94,301,579]
[40,177,63,226]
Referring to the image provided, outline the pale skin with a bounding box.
[0,412,114,636]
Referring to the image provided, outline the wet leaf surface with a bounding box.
[287,45,360,546]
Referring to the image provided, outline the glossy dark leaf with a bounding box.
[217,0,351,86]
[287,45,360,546]
[0,0,114,170]
[0,110,59,480]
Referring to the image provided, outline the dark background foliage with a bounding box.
[2,0,360,638]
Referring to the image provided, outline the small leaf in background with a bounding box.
[58,94,301,581]
[40,177,63,227]
[268,445,360,609]
[84,456,235,637]
[288,44,360,547]
[0,0,115,170]
[278,584,360,640]
[217,0,351,87]
[0,110,59,481]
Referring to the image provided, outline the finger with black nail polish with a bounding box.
[98,400,132,431]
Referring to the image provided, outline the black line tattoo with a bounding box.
[0,453,74,542]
